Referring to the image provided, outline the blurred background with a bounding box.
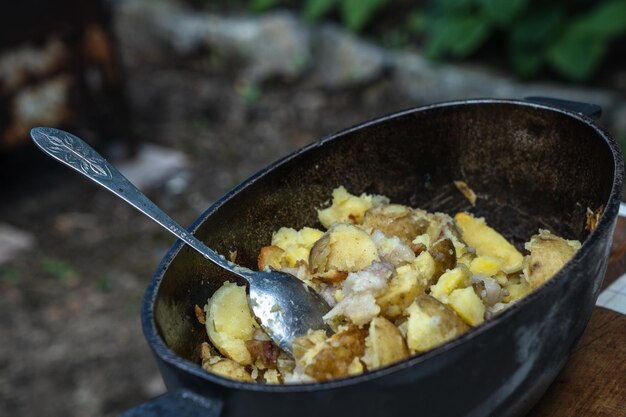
[0,0,624,416]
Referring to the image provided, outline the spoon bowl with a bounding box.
[30,127,330,355]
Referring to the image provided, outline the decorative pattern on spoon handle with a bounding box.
[31,127,113,180]
[30,127,237,274]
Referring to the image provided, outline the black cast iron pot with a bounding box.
[123,98,623,417]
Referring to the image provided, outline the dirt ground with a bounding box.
[0,13,415,417]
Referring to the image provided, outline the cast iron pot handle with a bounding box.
[524,96,602,118]
[119,389,223,417]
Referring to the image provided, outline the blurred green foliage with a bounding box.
[41,256,78,285]
[245,0,626,81]
[96,273,114,293]
[235,80,262,104]
[1,267,21,285]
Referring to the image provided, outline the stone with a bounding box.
[114,0,620,126]
[202,12,312,81]
[312,25,388,88]
[391,51,617,111]
[0,224,35,264]
[119,1,311,81]
[116,144,190,191]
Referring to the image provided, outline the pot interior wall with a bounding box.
[153,102,615,363]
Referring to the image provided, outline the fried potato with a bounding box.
[363,317,409,369]
[257,245,285,270]
[348,357,365,375]
[469,255,502,277]
[271,227,324,267]
[454,212,524,273]
[292,329,328,363]
[522,229,581,289]
[428,238,457,285]
[430,266,470,303]
[457,253,475,268]
[309,224,379,279]
[205,282,258,365]
[303,326,367,381]
[376,264,424,319]
[263,369,281,384]
[363,204,430,245]
[504,276,531,302]
[413,250,436,284]
[203,358,254,382]
[406,294,469,353]
[210,186,583,384]
[318,186,389,228]
[447,287,485,326]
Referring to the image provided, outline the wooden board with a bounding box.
[527,308,626,417]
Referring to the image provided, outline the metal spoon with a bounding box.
[30,127,330,355]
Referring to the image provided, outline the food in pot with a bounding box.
[200,186,581,383]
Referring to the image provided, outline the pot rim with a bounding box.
[141,98,624,393]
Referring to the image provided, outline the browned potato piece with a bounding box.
[200,341,217,359]
[406,294,469,353]
[257,245,285,270]
[292,330,328,363]
[363,317,409,369]
[428,238,457,285]
[308,224,379,280]
[523,230,581,289]
[363,204,429,245]
[304,326,367,381]
[203,358,254,382]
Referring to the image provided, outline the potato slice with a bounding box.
[522,229,581,289]
[362,317,409,369]
[406,294,469,353]
[376,264,424,319]
[309,224,379,277]
[454,212,524,273]
[303,326,367,381]
[447,287,485,326]
[205,282,258,365]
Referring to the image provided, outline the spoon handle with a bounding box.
[30,127,233,272]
